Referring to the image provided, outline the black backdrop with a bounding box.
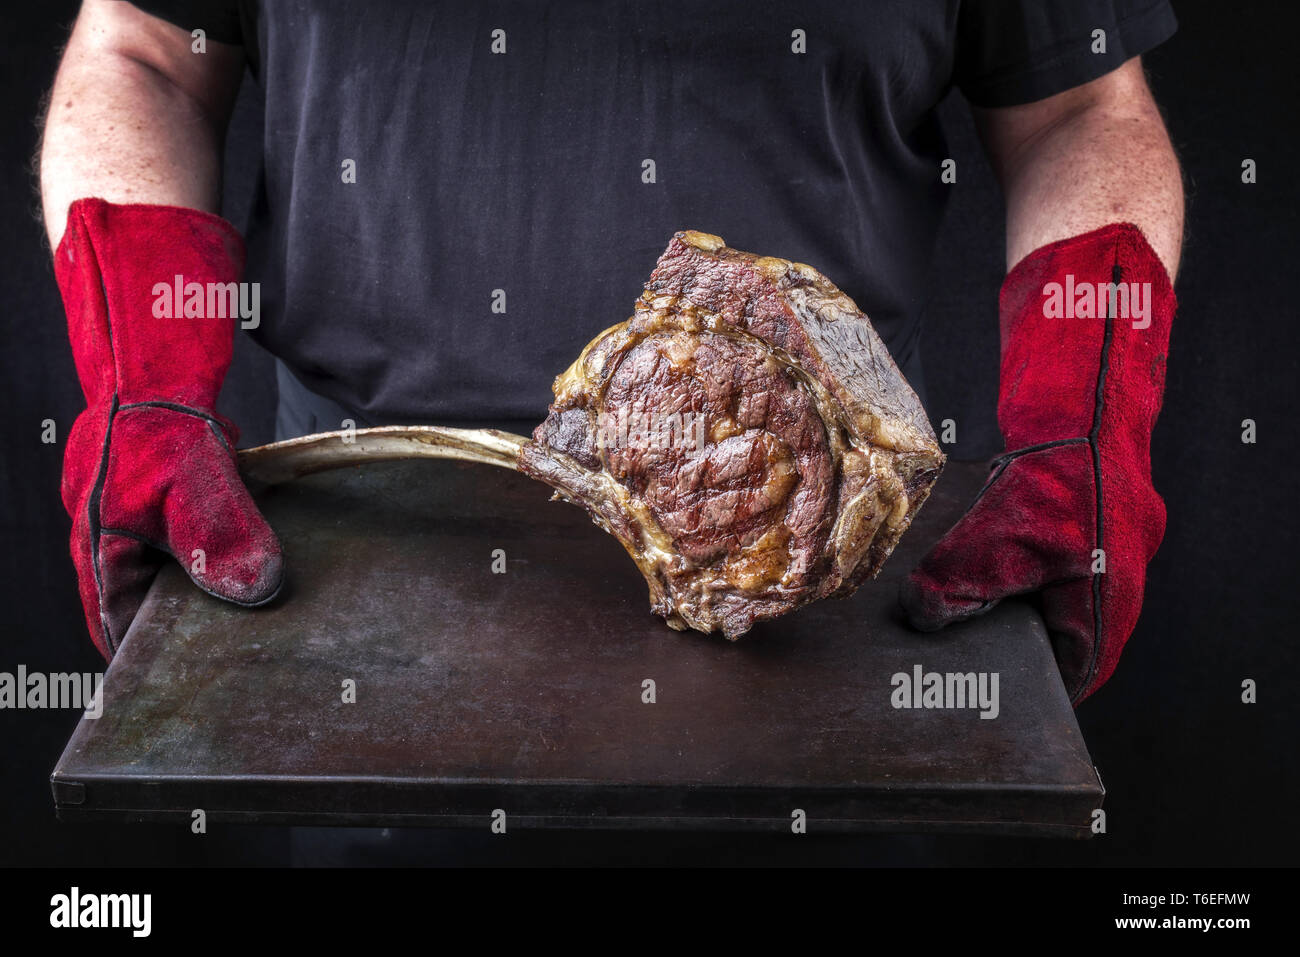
[2,0,1296,866]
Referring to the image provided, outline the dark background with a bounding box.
[2,0,1296,866]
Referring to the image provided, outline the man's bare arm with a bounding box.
[973,57,1183,278]
[39,0,244,248]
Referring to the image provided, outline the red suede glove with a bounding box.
[901,223,1175,704]
[55,199,283,659]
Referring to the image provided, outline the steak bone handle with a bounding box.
[237,426,529,486]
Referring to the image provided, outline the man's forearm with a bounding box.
[39,0,243,248]
[975,58,1184,277]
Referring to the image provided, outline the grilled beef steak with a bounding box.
[241,230,944,637]
[520,230,944,638]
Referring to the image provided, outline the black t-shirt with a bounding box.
[131,0,1175,423]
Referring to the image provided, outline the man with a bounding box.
[41,0,1182,703]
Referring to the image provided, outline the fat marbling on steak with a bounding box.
[519,230,945,638]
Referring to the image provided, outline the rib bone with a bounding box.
[238,425,527,486]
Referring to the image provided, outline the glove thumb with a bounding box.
[900,445,1095,631]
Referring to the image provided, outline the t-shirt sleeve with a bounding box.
[954,0,1177,107]
[127,0,244,46]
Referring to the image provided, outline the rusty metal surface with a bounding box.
[52,457,1102,834]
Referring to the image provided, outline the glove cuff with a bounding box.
[54,198,247,413]
[996,222,1176,450]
